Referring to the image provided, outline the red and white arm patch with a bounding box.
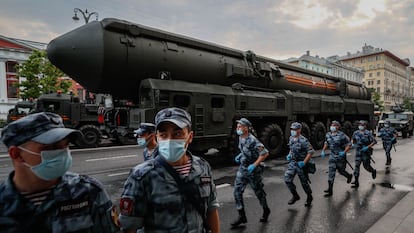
[119,197,134,216]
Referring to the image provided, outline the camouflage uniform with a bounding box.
[325,131,352,183]
[143,147,159,161]
[0,171,119,233]
[352,130,377,178]
[119,153,219,233]
[234,133,269,210]
[284,135,315,197]
[378,126,397,164]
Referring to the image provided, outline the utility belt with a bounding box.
[291,158,304,162]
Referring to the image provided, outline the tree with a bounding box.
[15,50,72,100]
[370,88,384,111]
[402,97,413,111]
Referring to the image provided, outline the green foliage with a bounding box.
[15,50,72,100]
[402,97,413,111]
[0,119,6,128]
[370,88,384,111]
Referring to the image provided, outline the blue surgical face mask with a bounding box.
[384,124,389,128]
[330,126,337,132]
[290,130,297,137]
[358,125,365,130]
[236,129,244,136]
[158,139,187,162]
[19,147,72,181]
[137,137,148,147]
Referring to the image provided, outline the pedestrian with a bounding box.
[320,121,352,197]
[351,120,377,188]
[0,112,119,233]
[231,118,271,227]
[134,123,158,161]
[284,122,315,207]
[119,107,220,233]
[377,121,397,165]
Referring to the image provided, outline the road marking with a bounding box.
[108,171,130,177]
[216,183,231,189]
[86,154,137,162]
[393,184,414,191]
[0,154,9,158]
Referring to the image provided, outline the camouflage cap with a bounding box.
[331,120,341,127]
[155,107,191,129]
[236,118,252,127]
[358,120,367,125]
[290,122,302,130]
[134,123,156,136]
[1,112,82,148]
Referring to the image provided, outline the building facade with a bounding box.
[0,35,47,120]
[339,44,412,111]
[285,51,364,84]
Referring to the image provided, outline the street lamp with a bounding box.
[72,8,99,24]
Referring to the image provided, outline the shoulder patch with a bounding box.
[130,160,156,180]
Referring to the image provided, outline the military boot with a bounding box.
[324,182,333,197]
[260,207,271,222]
[351,177,359,188]
[231,209,247,227]
[346,174,353,184]
[305,194,313,207]
[372,169,377,179]
[288,190,300,205]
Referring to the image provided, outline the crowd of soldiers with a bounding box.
[0,107,398,233]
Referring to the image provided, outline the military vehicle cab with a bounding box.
[6,100,35,123]
[378,106,414,138]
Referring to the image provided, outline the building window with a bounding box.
[377,80,380,85]
[369,73,373,77]
[377,72,381,76]
[6,61,19,98]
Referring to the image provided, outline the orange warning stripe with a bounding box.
[285,75,337,91]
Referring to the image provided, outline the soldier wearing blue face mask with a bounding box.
[119,107,220,233]
[284,122,315,207]
[377,121,397,165]
[320,121,352,197]
[351,120,377,188]
[231,118,270,227]
[0,112,119,233]
[134,123,158,161]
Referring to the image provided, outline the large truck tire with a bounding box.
[311,121,326,150]
[402,130,408,138]
[301,122,311,141]
[260,123,284,157]
[342,121,354,138]
[79,124,102,148]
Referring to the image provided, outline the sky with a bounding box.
[1,0,413,64]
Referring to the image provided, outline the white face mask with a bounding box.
[330,126,337,132]
[18,146,72,180]
[358,125,365,130]
[158,139,188,162]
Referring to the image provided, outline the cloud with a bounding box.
[0,0,413,64]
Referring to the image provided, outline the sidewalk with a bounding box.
[365,190,414,233]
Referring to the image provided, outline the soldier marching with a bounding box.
[321,121,353,197]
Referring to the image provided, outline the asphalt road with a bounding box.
[1,136,413,233]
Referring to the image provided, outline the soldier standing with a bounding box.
[320,121,352,197]
[0,112,119,233]
[377,121,397,165]
[231,118,271,227]
[284,122,315,207]
[351,120,377,188]
[119,107,220,233]
[134,123,158,161]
